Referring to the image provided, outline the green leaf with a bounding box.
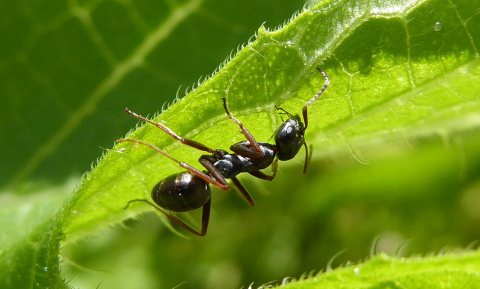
[0,181,73,289]
[0,0,303,287]
[63,129,480,288]
[2,0,480,288]
[280,251,480,289]
[63,0,480,241]
[0,0,303,188]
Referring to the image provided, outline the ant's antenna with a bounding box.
[302,67,330,131]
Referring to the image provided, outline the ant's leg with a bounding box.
[222,98,264,158]
[124,108,215,153]
[274,105,293,118]
[302,67,330,131]
[198,156,229,187]
[230,142,263,159]
[198,155,255,206]
[249,171,273,181]
[303,142,313,174]
[117,138,228,191]
[125,199,211,236]
[249,159,278,181]
[198,156,256,207]
[197,198,211,236]
[230,176,255,206]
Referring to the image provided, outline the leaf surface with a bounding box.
[1,0,480,288]
[280,251,480,289]
[63,0,480,242]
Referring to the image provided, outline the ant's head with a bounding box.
[274,114,305,161]
[273,67,329,169]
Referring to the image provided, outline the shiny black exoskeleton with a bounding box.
[203,142,277,179]
[119,67,329,236]
[275,115,305,161]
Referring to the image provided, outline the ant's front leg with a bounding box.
[249,159,278,181]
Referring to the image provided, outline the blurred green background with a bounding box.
[61,131,480,288]
[2,0,480,288]
[0,0,303,188]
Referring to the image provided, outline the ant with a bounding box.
[117,67,329,236]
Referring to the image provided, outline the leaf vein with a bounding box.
[9,0,204,187]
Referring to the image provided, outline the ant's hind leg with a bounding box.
[117,138,229,191]
[124,108,215,153]
[125,198,211,236]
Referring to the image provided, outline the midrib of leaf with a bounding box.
[9,0,204,187]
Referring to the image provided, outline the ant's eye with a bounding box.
[285,126,294,138]
[286,126,300,138]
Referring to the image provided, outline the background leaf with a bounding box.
[0,0,303,288]
[0,0,303,189]
[63,0,480,241]
[281,251,480,289]
[0,180,74,289]
[1,0,480,288]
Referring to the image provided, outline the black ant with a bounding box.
[117,67,329,236]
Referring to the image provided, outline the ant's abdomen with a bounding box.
[151,172,211,212]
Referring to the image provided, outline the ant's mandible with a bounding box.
[117,67,329,236]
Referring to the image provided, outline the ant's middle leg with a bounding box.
[222,98,264,158]
[124,108,215,154]
[231,176,255,206]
